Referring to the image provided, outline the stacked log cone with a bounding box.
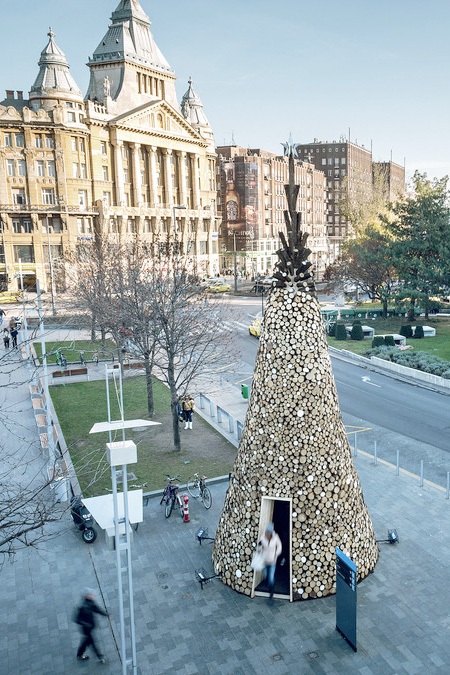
[212,286,378,600]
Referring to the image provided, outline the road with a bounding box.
[220,295,450,454]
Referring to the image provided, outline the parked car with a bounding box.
[0,290,22,304]
[201,277,225,286]
[206,282,231,293]
[248,318,261,338]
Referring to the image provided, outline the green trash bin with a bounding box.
[241,384,249,399]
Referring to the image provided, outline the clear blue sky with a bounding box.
[2,0,449,181]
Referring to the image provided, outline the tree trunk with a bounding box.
[144,351,154,417]
[100,326,106,354]
[167,359,181,451]
[382,298,388,318]
[407,298,415,322]
[91,313,96,342]
[424,296,429,320]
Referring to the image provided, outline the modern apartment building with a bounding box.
[0,0,219,292]
[373,161,406,202]
[216,146,329,279]
[295,139,405,260]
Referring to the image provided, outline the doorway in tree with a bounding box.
[252,497,292,601]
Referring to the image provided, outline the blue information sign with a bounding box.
[335,547,357,652]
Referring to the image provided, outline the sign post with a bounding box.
[335,547,357,652]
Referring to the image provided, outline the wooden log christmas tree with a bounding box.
[212,138,378,600]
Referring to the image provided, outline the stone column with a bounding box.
[149,147,158,207]
[179,151,187,206]
[132,143,143,207]
[164,149,173,208]
[192,154,200,209]
[113,140,125,207]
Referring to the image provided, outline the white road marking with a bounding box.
[362,376,381,388]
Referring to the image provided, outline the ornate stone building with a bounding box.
[0,0,219,291]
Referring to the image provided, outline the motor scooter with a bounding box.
[70,497,97,543]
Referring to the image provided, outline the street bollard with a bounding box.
[374,440,377,466]
[182,494,190,523]
[419,460,424,487]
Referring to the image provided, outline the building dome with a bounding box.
[29,27,83,111]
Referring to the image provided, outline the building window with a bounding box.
[122,144,127,159]
[14,244,34,263]
[36,160,45,177]
[47,161,56,177]
[123,169,128,183]
[77,217,84,234]
[42,188,55,205]
[199,240,206,255]
[79,139,85,152]
[7,159,15,176]
[50,217,62,233]
[12,188,26,204]
[35,135,43,148]
[328,158,333,165]
[17,160,27,177]
[341,169,346,177]
[67,111,76,122]
[143,219,150,233]
[341,157,346,165]
[12,219,21,233]
[102,192,111,206]
[15,133,24,147]
[72,162,79,178]
[4,133,12,147]
[101,141,107,155]
[78,190,87,208]
[45,136,54,149]
[321,158,326,165]
[71,138,77,151]
[102,166,109,181]
[80,163,87,179]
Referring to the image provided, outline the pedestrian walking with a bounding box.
[74,588,109,663]
[10,326,18,349]
[0,308,5,326]
[258,523,282,604]
[182,394,195,430]
[3,328,10,349]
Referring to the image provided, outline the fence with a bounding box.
[198,393,244,445]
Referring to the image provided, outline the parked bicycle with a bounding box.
[160,475,184,519]
[187,473,212,509]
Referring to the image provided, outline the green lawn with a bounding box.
[34,339,117,364]
[328,316,450,361]
[50,375,236,497]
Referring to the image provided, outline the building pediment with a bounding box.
[111,100,205,144]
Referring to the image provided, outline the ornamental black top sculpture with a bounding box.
[212,138,378,601]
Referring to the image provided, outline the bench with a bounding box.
[53,367,88,378]
[35,414,47,428]
[32,398,44,410]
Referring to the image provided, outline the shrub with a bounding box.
[328,322,336,337]
[371,336,385,348]
[399,325,413,338]
[441,370,450,380]
[335,323,347,341]
[384,335,396,347]
[413,325,424,339]
[350,324,364,341]
[352,320,362,326]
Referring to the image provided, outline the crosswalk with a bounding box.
[222,320,252,334]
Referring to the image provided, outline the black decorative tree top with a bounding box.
[272,137,316,296]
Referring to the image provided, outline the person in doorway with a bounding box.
[10,326,18,349]
[3,328,10,349]
[182,394,195,430]
[258,523,282,604]
[75,588,109,663]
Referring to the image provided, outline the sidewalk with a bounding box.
[1,341,450,673]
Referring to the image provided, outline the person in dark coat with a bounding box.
[75,588,109,663]
[3,328,9,349]
[10,326,18,349]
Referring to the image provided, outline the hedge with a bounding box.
[384,335,396,347]
[363,345,450,378]
[335,323,347,340]
[399,325,413,338]
[350,324,364,341]
[413,325,424,339]
[372,336,385,348]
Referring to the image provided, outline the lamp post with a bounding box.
[232,231,238,292]
[46,216,57,316]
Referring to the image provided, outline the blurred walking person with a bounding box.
[74,588,109,663]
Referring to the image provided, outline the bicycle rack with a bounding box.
[195,568,221,590]
[196,527,215,545]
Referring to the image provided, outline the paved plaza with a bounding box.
[1,336,450,674]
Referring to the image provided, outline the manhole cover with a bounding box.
[156,572,168,580]
[270,654,283,662]
[307,651,319,661]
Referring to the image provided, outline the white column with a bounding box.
[113,141,125,206]
[132,143,142,207]
[149,147,158,207]
[164,149,173,207]
[192,154,200,209]
[179,151,187,206]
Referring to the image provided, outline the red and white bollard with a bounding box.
[182,493,190,523]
